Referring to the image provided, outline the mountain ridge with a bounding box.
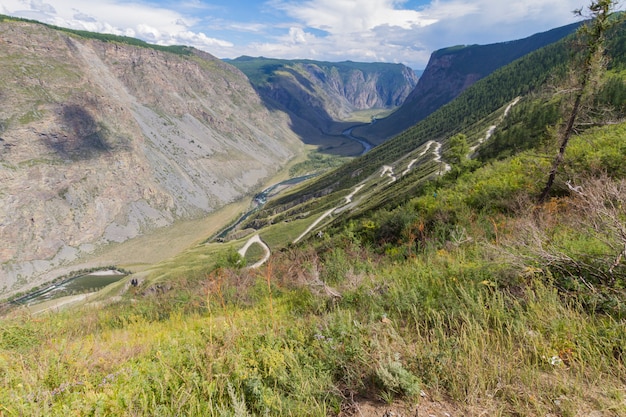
[355,21,583,143]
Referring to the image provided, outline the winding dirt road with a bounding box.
[247,98,523,260]
[238,234,271,268]
[470,97,521,153]
[293,184,365,243]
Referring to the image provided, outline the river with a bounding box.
[214,174,317,240]
[342,126,373,156]
[214,125,373,240]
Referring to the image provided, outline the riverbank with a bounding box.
[213,174,318,241]
[27,292,94,315]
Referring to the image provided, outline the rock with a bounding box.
[0,20,303,295]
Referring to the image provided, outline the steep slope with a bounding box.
[229,57,418,151]
[254,17,626,225]
[0,18,303,293]
[262,39,572,213]
[355,22,581,143]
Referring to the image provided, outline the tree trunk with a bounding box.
[537,0,615,203]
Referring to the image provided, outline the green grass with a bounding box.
[2,228,624,415]
[288,150,348,177]
[241,243,266,265]
[343,108,396,123]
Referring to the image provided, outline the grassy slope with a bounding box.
[2,76,625,414]
[1,122,625,416]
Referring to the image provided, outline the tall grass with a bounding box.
[1,208,624,416]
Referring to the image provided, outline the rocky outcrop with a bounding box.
[356,22,581,144]
[230,58,418,145]
[0,20,302,294]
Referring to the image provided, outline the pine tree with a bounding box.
[538,0,620,203]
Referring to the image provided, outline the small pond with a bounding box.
[13,271,126,305]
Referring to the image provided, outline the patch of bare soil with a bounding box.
[339,396,462,417]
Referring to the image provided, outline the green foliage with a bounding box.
[538,0,622,203]
[375,355,421,398]
[479,96,562,161]
[0,318,43,352]
[216,248,246,269]
[595,71,626,112]
[565,122,626,178]
[444,133,469,166]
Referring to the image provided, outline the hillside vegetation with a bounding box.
[1,11,626,417]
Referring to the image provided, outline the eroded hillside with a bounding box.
[0,20,303,293]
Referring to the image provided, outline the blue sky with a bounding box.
[1,0,617,69]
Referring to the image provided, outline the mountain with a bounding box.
[355,21,582,143]
[259,34,574,213]
[229,57,419,153]
[0,17,304,293]
[251,17,626,225]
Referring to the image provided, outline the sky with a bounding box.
[0,0,620,69]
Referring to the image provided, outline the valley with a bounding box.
[1,7,626,416]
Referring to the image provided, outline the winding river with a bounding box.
[215,124,374,241]
[342,126,373,155]
[214,174,317,240]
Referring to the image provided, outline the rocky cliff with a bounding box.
[0,19,303,293]
[230,58,418,148]
[356,22,581,144]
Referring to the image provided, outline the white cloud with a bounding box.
[30,0,56,14]
[274,0,438,33]
[167,31,234,48]
[228,22,268,33]
[288,27,308,44]
[73,11,97,23]
[2,0,232,56]
[136,24,161,42]
[255,0,610,67]
[412,0,592,51]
